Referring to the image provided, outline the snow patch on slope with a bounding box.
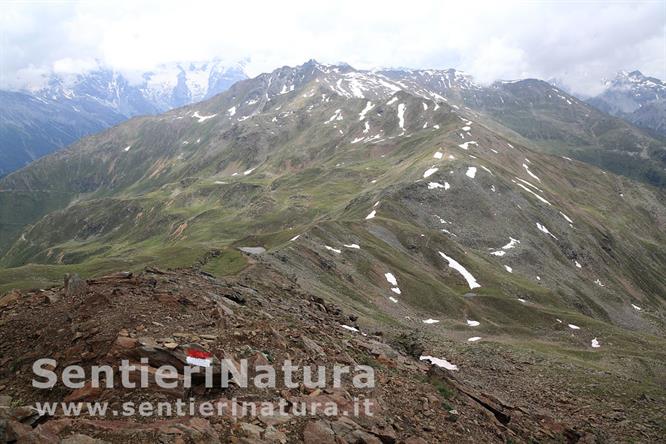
[439,252,481,289]
[420,355,458,371]
[397,103,406,131]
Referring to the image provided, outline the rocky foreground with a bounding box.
[0,263,660,443]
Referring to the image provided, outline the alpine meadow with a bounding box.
[0,2,664,443]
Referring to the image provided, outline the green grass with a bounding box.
[201,249,248,276]
[0,77,664,390]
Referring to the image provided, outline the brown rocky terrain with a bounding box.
[1,258,663,443]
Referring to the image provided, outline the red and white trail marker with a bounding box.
[186,349,213,367]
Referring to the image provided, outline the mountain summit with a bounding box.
[587,70,666,137]
[0,60,665,440]
[0,60,248,177]
[23,59,248,113]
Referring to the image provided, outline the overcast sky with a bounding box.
[1,0,664,94]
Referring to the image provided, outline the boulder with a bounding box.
[302,420,336,444]
[302,336,325,357]
[64,273,87,297]
[64,382,103,402]
[263,425,288,443]
[0,290,21,308]
[60,433,110,444]
[370,424,397,443]
[5,420,32,442]
[239,422,264,439]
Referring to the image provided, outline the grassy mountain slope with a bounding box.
[0,63,665,438]
[384,72,666,187]
[0,90,127,177]
[1,60,664,321]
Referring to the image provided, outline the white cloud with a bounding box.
[467,39,530,84]
[1,0,664,93]
[52,58,100,75]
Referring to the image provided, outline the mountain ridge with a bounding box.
[2,59,664,317]
[4,60,664,186]
[0,59,248,177]
[585,70,666,138]
[0,59,665,440]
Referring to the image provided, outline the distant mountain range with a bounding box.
[2,61,664,187]
[585,70,666,138]
[0,60,664,440]
[0,60,247,176]
[374,68,666,187]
